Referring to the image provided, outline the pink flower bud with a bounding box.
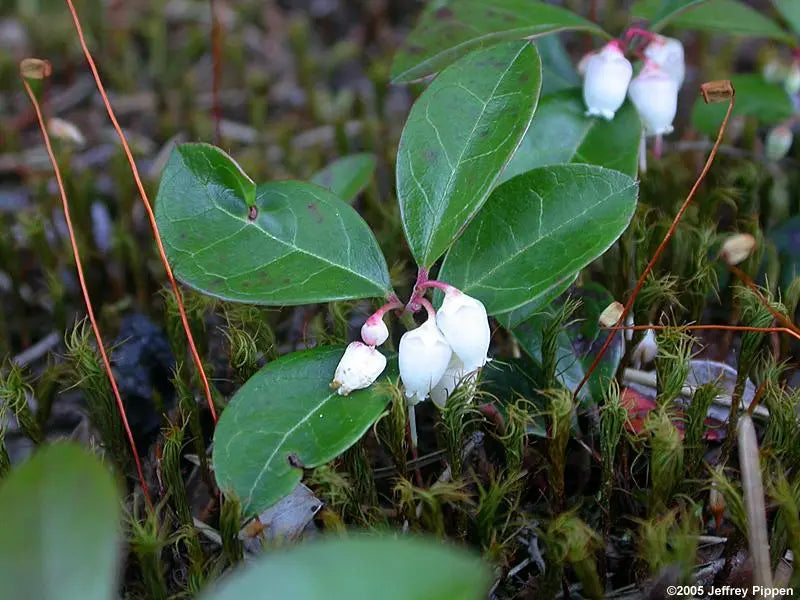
[435,288,490,373]
[330,341,386,396]
[643,35,685,87]
[628,62,678,136]
[582,41,633,121]
[720,233,756,266]
[360,313,389,347]
[399,314,452,405]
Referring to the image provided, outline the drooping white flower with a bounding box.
[399,315,452,405]
[430,355,478,409]
[643,35,685,87]
[628,62,678,136]
[360,313,389,347]
[330,341,386,396]
[435,288,491,373]
[582,40,633,120]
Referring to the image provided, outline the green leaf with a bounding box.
[155,144,392,305]
[397,41,542,268]
[632,0,708,30]
[202,535,491,600]
[213,346,394,514]
[390,0,606,83]
[438,164,638,315]
[640,0,793,42]
[0,444,121,600]
[772,0,800,35]
[310,154,376,204]
[501,90,642,184]
[494,272,577,330]
[513,284,623,404]
[691,74,794,137]
[536,37,581,95]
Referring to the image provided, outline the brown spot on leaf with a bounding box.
[434,7,454,19]
[287,453,305,469]
[248,205,258,220]
[307,202,324,223]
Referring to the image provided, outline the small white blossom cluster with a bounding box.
[580,34,685,139]
[330,284,491,409]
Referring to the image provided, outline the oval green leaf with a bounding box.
[501,90,642,184]
[772,0,800,35]
[438,164,638,315]
[493,272,577,330]
[691,74,794,137]
[310,153,376,204]
[397,41,542,269]
[202,535,491,600]
[631,0,708,30]
[156,144,391,305]
[636,0,793,42]
[390,0,606,83]
[0,444,121,600]
[213,346,394,514]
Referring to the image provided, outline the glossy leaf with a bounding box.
[397,41,541,268]
[494,272,577,330]
[536,37,581,95]
[638,0,793,42]
[310,154,376,204]
[202,535,491,600]
[691,74,794,137]
[155,144,391,305]
[513,284,623,404]
[390,0,605,83]
[438,164,638,315]
[632,0,708,30]
[501,90,642,184]
[772,0,800,35]
[213,346,394,514]
[0,444,121,600]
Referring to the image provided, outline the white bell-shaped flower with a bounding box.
[330,341,386,396]
[399,315,452,405]
[766,125,793,161]
[582,40,633,120]
[628,62,678,136]
[429,355,482,409]
[643,35,685,87]
[435,288,490,373]
[360,313,389,347]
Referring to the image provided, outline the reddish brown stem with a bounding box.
[65,0,218,424]
[608,323,800,342]
[574,82,736,399]
[728,264,800,337]
[21,73,153,510]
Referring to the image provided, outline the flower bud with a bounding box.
[399,315,452,405]
[330,341,386,396]
[429,355,478,408]
[582,40,633,120]
[720,233,756,266]
[360,313,389,347]
[628,62,678,136]
[435,288,490,373]
[766,125,793,161]
[598,301,624,329]
[785,62,800,95]
[643,35,685,87]
[762,57,788,84]
[631,328,658,368]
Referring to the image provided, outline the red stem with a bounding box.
[65,0,218,424]
[574,83,736,399]
[21,73,153,511]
